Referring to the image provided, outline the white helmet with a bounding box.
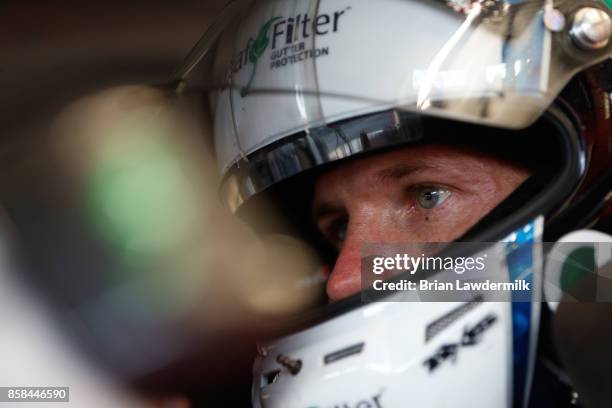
[175,0,612,406]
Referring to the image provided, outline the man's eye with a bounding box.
[416,186,451,209]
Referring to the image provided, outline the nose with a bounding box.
[326,233,363,302]
[326,210,391,301]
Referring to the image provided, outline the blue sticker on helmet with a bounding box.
[505,220,538,408]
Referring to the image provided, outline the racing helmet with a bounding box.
[173,0,612,406]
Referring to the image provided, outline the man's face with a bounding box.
[312,144,530,302]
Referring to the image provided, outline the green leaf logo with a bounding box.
[250,16,282,64]
[243,16,282,96]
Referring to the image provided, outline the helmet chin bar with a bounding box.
[251,217,546,408]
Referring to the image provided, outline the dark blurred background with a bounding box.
[0,2,263,406]
[1,0,225,196]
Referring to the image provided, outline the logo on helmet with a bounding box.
[423,313,498,373]
[242,16,282,96]
[231,8,350,96]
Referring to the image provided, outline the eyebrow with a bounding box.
[373,164,434,184]
[312,164,435,220]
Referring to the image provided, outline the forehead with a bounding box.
[314,143,497,191]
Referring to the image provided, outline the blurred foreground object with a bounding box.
[0,212,153,408]
[4,85,322,403]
